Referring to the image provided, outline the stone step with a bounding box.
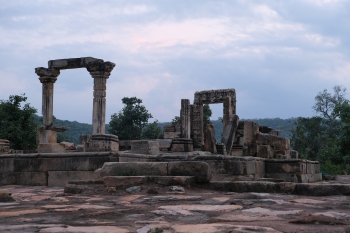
[95,161,211,183]
[102,176,196,187]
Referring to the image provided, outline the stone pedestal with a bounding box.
[37,126,68,153]
[171,138,193,152]
[85,134,119,152]
[86,61,116,135]
[0,139,10,154]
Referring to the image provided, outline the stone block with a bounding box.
[265,160,307,174]
[243,121,260,144]
[86,134,119,152]
[154,139,172,150]
[96,162,168,177]
[171,138,193,152]
[257,145,274,158]
[164,131,181,139]
[306,162,320,174]
[103,176,147,187]
[256,133,290,150]
[0,172,47,186]
[243,143,257,156]
[0,158,14,172]
[131,140,159,155]
[168,161,212,183]
[48,57,102,69]
[60,141,76,150]
[290,150,299,159]
[14,158,49,172]
[225,160,245,175]
[255,160,265,175]
[48,171,96,186]
[37,143,65,153]
[246,160,256,175]
[266,173,322,183]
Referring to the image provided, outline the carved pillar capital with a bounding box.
[35,67,60,83]
[86,61,115,78]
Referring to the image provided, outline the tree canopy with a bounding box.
[108,97,162,140]
[0,94,37,150]
[290,85,350,174]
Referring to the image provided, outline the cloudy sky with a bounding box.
[0,0,349,124]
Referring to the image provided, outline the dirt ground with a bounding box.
[1,179,350,233]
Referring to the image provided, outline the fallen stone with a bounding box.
[59,141,76,150]
[0,189,15,202]
[126,186,141,194]
[168,186,185,192]
[204,124,217,153]
[103,176,146,187]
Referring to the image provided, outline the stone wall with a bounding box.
[0,152,117,186]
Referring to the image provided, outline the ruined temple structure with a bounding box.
[34,57,119,153]
[0,63,322,187]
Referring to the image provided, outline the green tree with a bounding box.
[108,97,153,140]
[142,120,163,139]
[0,94,37,150]
[203,104,212,129]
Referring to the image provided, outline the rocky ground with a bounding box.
[1,178,350,233]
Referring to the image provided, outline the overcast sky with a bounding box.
[0,0,349,124]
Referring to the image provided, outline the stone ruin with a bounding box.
[34,57,119,153]
[0,58,322,188]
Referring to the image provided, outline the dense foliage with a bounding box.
[0,94,37,150]
[290,86,350,174]
[108,97,162,140]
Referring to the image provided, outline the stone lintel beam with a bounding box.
[48,57,103,70]
[87,61,116,135]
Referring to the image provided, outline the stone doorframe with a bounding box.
[35,57,116,143]
[191,89,236,149]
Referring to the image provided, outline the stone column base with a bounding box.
[37,143,65,153]
[0,139,11,154]
[171,138,193,152]
[85,134,119,152]
[216,143,227,155]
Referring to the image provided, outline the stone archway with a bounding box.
[35,57,117,153]
[179,89,238,152]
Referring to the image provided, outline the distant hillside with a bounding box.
[34,115,297,144]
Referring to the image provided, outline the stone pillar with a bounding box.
[35,67,60,127]
[191,104,203,149]
[86,61,116,135]
[180,99,191,138]
[223,96,232,130]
